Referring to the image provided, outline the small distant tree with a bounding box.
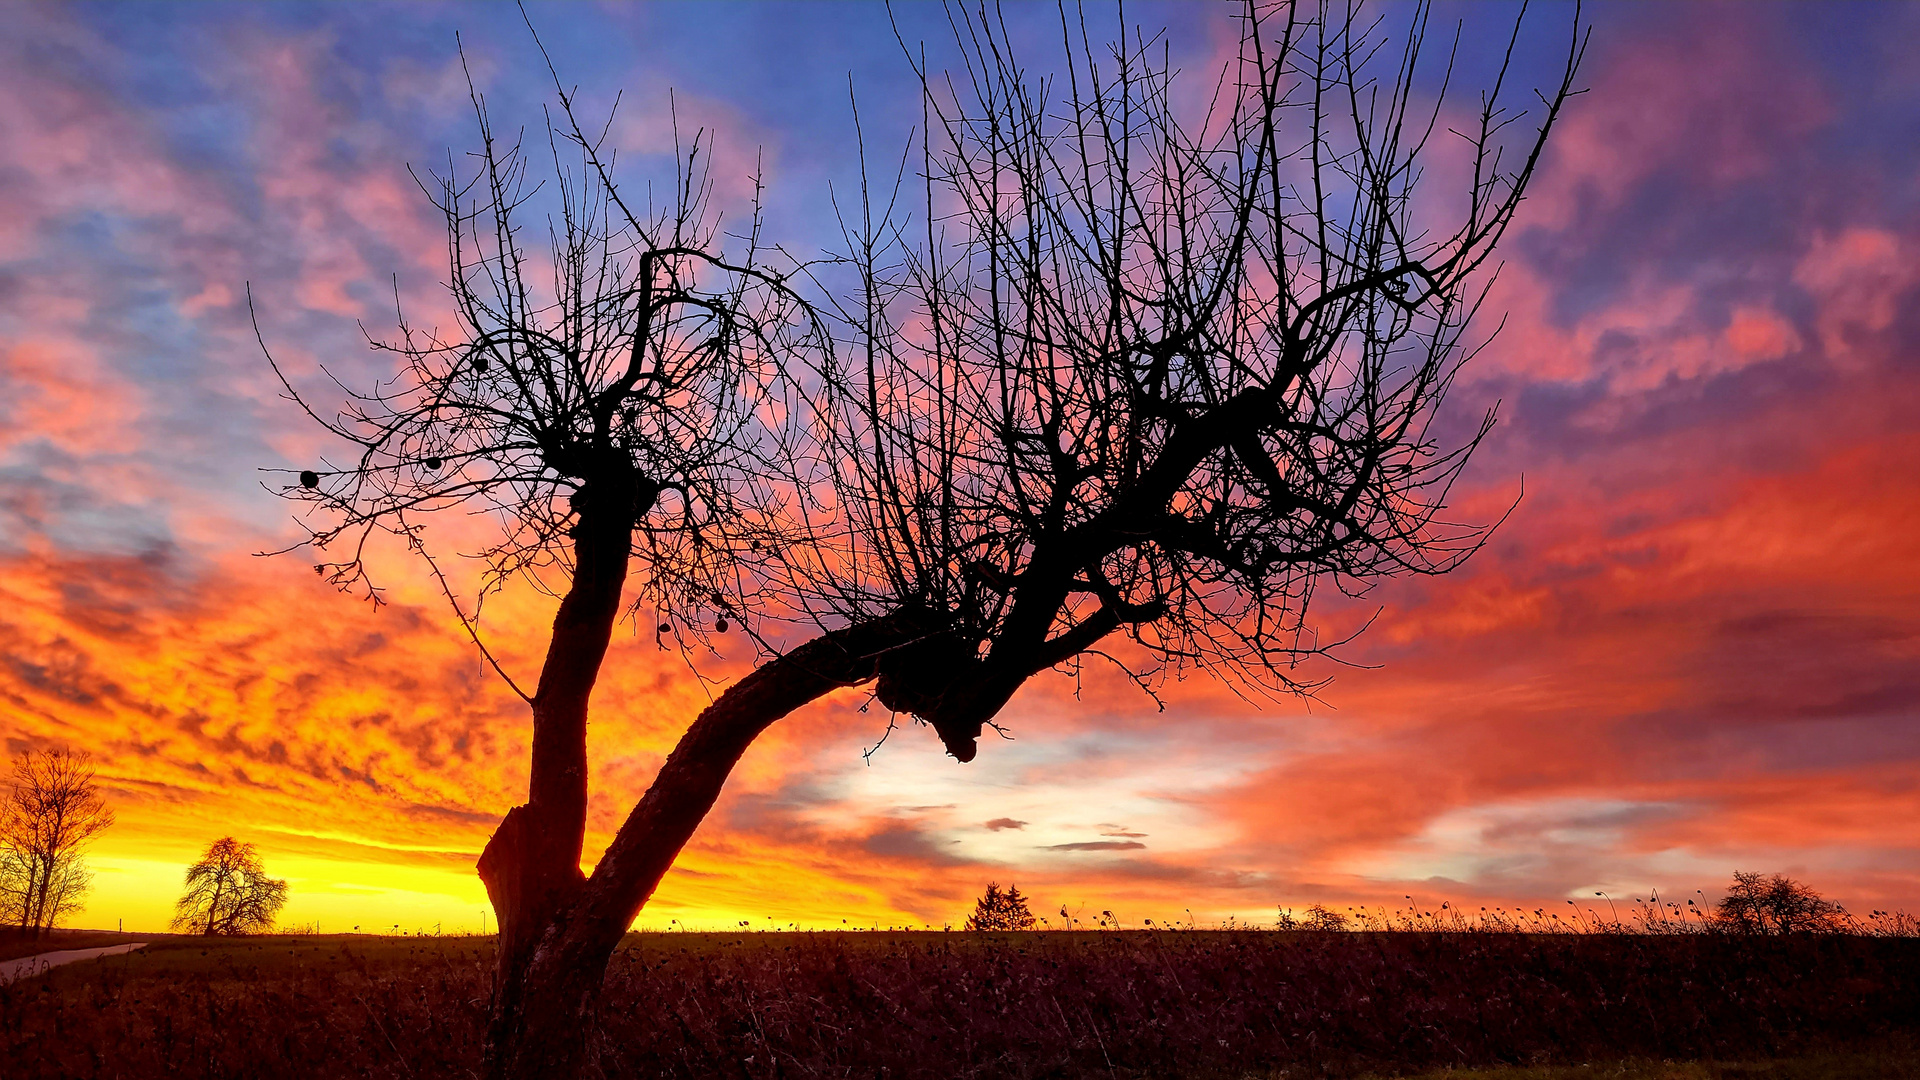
[965,883,1036,931]
[1716,872,1844,935]
[0,749,114,938]
[1302,904,1349,932]
[172,838,289,936]
[1279,903,1349,931]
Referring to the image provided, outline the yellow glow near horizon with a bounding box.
[78,848,944,935]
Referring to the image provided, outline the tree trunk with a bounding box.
[31,852,51,938]
[479,611,928,1080]
[21,853,41,937]
[476,463,643,1077]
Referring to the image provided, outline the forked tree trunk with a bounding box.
[478,576,926,1078]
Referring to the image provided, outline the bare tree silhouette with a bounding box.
[0,749,113,939]
[262,2,1583,1073]
[790,1,1585,762]
[1716,872,1844,935]
[171,837,289,936]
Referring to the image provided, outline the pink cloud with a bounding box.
[0,339,144,456]
[1794,228,1914,369]
[1527,10,1830,231]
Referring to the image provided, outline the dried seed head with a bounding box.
[425,457,443,471]
[299,470,319,489]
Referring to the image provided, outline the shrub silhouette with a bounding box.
[1715,871,1844,934]
[1278,903,1350,931]
[965,883,1036,931]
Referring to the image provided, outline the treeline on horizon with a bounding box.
[810,873,1920,938]
[16,867,1917,942]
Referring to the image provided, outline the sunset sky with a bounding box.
[3,1,1917,935]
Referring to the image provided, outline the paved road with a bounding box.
[0,943,147,983]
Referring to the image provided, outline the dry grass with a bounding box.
[2,930,1915,1078]
[1372,1044,1920,1080]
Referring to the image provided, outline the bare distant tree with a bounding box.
[171,837,289,936]
[1301,905,1350,932]
[1716,872,1845,935]
[0,749,114,939]
[264,2,1583,1074]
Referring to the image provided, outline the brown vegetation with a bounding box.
[3,928,1916,1079]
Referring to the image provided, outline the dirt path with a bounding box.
[0,942,147,983]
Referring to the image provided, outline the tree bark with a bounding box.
[479,611,929,1080]
[30,851,51,938]
[20,853,41,937]
[478,462,642,1074]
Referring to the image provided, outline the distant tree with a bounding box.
[1302,904,1349,932]
[965,883,1037,931]
[1715,872,1844,935]
[171,838,289,936]
[0,749,114,938]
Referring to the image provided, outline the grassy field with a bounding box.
[3,929,1915,1078]
[18,930,493,979]
[0,928,155,963]
[1378,1048,1920,1080]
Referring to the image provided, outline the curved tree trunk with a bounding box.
[479,607,926,1079]
[477,462,635,1074]
[471,447,924,1078]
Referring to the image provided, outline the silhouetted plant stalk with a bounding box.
[259,2,1586,1075]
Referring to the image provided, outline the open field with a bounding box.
[2,930,1915,1078]
[0,929,156,964]
[1381,1051,1920,1080]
